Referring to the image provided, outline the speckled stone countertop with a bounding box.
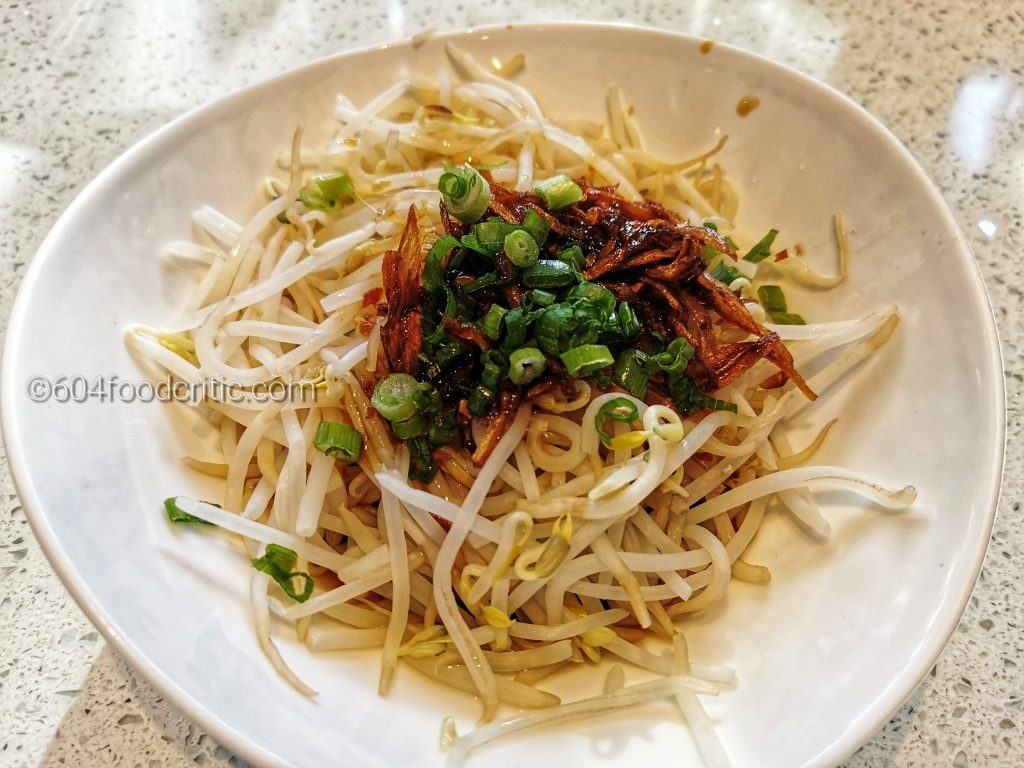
[0,1,1021,766]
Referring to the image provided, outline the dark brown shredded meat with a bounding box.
[443,317,491,352]
[380,207,424,375]
[442,178,816,405]
[470,389,521,466]
[415,177,820,466]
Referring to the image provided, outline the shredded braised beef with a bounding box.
[380,207,425,375]
[379,178,815,467]
[452,178,815,403]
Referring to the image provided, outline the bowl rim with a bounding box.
[0,20,1006,768]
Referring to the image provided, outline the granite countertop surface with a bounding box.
[0,1,1021,766]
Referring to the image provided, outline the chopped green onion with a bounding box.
[703,221,719,231]
[534,303,601,356]
[668,374,738,415]
[708,259,744,285]
[566,282,616,315]
[299,173,355,213]
[429,340,466,372]
[742,228,779,263]
[525,289,557,308]
[458,231,488,256]
[613,349,650,398]
[391,414,428,440]
[519,209,551,245]
[408,437,437,482]
[655,337,696,376]
[502,306,538,349]
[480,304,507,340]
[508,347,546,386]
[313,420,363,463]
[427,410,459,446]
[560,344,614,377]
[757,284,806,325]
[251,544,314,603]
[700,244,721,265]
[768,313,807,326]
[163,497,214,525]
[504,229,540,268]
[371,373,431,422]
[757,284,786,313]
[612,301,640,340]
[472,218,512,255]
[595,398,640,447]
[533,175,584,210]
[522,260,577,289]
[479,350,508,391]
[423,236,459,294]
[467,384,497,416]
[439,163,491,224]
[460,271,502,294]
[557,244,586,271]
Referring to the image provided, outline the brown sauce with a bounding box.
[736,95,760,117]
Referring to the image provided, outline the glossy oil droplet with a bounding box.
[737,96,760,116]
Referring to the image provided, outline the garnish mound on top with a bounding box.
[373,166,814,482]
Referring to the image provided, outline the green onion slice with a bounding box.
[522,260,578,289]
[299,173,355,213]
[439,163,491,224]
[525,289,557,308]
[479,350,508,391]
[560,343,614,377]
[467,383,497,416]
[509,347,546,386]
[557,244,586,271]
[408,437,437,482]
[251,544,315,603]
[391,414,428,440]
[595,397,640,447]
[371,373,432,422]
[533,175,584,210]
[504,228,540,268]
[480,303,507,340]
[163,497,215,525]
[314,420,363,463]
[708,260,744,285]
[427,410,459,446]
[757,284,806,325]
[656,337,696,376]
[742,228,779,263]
[519,209,552,245]
[613,349,650,398]
[668,374,738,415]
[472,218,512,255]
[566,281,616,314]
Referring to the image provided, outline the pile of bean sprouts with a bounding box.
[126,46,916,767]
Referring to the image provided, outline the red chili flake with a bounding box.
[362,287,384,308]
[773,249,790,262]
[358,318,374,336]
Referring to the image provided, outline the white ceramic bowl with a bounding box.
[1,23,1004,768]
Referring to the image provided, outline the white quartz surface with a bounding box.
[1,1,1021,766]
